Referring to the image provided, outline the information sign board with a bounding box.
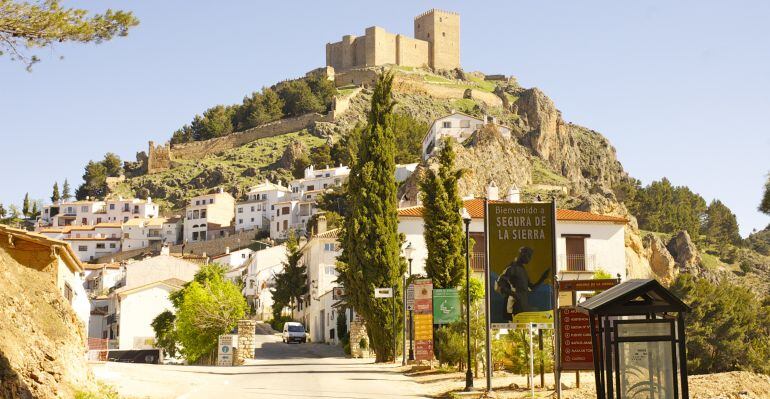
[374,287,393,298]
[413,279,433,361]
[217,334,238,366]
[559,307,594,370]
[432,288,460,324]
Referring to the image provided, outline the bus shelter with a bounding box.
[577,279,690,399]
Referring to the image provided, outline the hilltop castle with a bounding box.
[326,9,460,71]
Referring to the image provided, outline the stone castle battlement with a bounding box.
[326,9,460,72]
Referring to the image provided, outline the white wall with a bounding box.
[56,258,90,330]
[398,216,484,277]
[123,255,199,288]
[556,222,626,279]
[118,285,176,350]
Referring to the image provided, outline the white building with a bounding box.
[235,180,291,232]
[421,112,512,160]
[108,251,200,350]
[397,193,628,281]
[289,165,350,200]
[122,217,182,251]
[242,244,287,320]
[184,189,236,243]
[270,200,316,240]
[211,247,255,269]
[39,197,158,228]
[0,225,90,331]
[39,223,123,262]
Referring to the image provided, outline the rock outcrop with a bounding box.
[278,139,307,170]
[644,234,678,283]
[667,230,701,273]
[0,248,94,398]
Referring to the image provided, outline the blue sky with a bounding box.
[1,1,768,235]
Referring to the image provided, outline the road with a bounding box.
[93,331,428,399]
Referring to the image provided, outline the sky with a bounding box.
[1,1,769,236]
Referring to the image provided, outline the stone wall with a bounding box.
[236,320,256,364]
[414,9,461,70]
[94,242,161,264]
[349,313,370,358]
[169,230,265,258]
[335,68,380,87]
[332,87,363,118]
[169,113,328,161]
[147,141,172,174]
[396,35,430,68]
[365,27,397,67]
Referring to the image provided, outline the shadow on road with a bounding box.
[254,342,346,359]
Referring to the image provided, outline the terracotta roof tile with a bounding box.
[314,228,341,239]
[397,198,628,224]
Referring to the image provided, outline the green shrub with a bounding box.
[268,315,295,332]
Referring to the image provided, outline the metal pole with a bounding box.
[529,323,535,399]
[402,274,407,366]
[393,284,397,363]
[408,259,414,362]
[464,218,473,391]
[539,329,544,388]
[483,198,492,392]
[551,198,561,399]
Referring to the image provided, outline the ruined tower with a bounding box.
[414,9,460,70]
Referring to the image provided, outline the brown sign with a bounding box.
[558,278,619,292]
[413,279,434,361]
[559,307,594,370]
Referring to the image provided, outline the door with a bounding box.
[565,237,585,271]
[319,310,325,343]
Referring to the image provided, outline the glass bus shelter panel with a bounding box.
[616,321,676,399]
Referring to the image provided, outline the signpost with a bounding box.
[432,288,460,325]
[413,279,433,361]
[217,334,238,366]
[333,287,346,300]
[374,287,393,298]
[406,284,415,311]
[559,307,594,370]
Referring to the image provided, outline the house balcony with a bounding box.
[106,313,117,325]
[470,252,485,272]
[557,254,597,273]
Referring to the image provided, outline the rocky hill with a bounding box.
[105,67,768,293]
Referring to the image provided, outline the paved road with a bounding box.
[93,331,427,399]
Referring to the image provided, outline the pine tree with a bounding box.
[419,139,466,288]
[761,175,770,216]
[51,182,61,203]
[0,203,6,218]
[31,202,39,219]
[337,72,404,362]
[270,230,308,318]
[62,179,72,201]
[703,200,741,254]
[22,193,30,217]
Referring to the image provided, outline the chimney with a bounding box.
[486,181,499,201]
[506,185,521,203]
[147,197,152,203]
[160,245,170,256]
[218,187,224,194]
[225,246,230,255]
[317,214,327,235]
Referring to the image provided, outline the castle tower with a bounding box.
[414,9,460,70]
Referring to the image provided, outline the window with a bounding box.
[325,265,338,275]
[307,185,315,191]
[187,211,193,219]
[81,218,88,225]
[239,219,243,224]
[123,217,128,222]
[110,243,116,249]
[324,243,336,252]
[78,245,87,252]
[460,119,471,128]
[250,206,255,212]
[251,218,254,222]
[442,32,446,37]
[123,233,129,239]
[442,121,451,128]
[192,231,199,241]
[193,210,200,219]
[96,243,105,249]
[201,210,207,218]
[63,283,73,304]
[96,218,102,224]
[276,222,280,231]
[209,199,214,204]
[109,204,115,210]
[325,173,330,177]
[81,206,88,212]
[282,206,290,214]
[238,208,243,214]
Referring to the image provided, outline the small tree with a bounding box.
[760,174,770,216]
[62,179,72,201]
[151,310,178,358]
[102,152,123,177]
[51,182,61,203]
[703,199,741,255]
[0,203,6,218]
[271,230,307,316]
[22,193,30,217]
[419,139,466,289]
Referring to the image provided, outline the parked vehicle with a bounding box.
[282,322,307,343]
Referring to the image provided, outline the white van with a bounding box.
[282,322,307,344]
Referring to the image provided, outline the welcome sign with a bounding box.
[486,202,555,328]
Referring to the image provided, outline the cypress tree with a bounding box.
[62,179,72,201]
[338,73,404,362]
[22,193,30,217]
[419,138,466,288]
[761,175,770,216]
[51,182,61,203]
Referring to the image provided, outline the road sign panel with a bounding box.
[374,287,393,298]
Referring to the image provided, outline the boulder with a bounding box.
[644,234,677,283]
[667,231,701,272]
[278,139,307,169]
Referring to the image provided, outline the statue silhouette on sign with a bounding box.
[495,246,550,319]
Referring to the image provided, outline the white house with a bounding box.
[211,247,255,269]
[421,112,512,160]
[236,180,291,233]
[184,189,236,243]
[289,165,350,200]
[39,223,123,262]
[242,244,287,320]
[107,251,200,349]
[0,225,90,331]
[39,197,158,228]
[397,194,628,281]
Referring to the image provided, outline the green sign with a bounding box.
[433,288,461,324]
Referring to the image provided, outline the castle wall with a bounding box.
[364,26,397,67]
[396,35,429,68]
[147,141,172,174]
[170,113,327,161]
[334,69,379,87]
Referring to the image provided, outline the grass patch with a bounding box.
[450,98,480,115]
[531,159,570,185]
[467,75,497,92]
[700,252,725,271]
[75,382,121,399]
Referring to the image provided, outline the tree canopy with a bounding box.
[337,72,404,362]
[270,231,307,319]
[761,174,770,216]
[0,0,139,70]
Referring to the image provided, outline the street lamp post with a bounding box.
[403,242,415,362]
[461,208,474,391]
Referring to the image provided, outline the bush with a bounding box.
[434,325,464,366]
